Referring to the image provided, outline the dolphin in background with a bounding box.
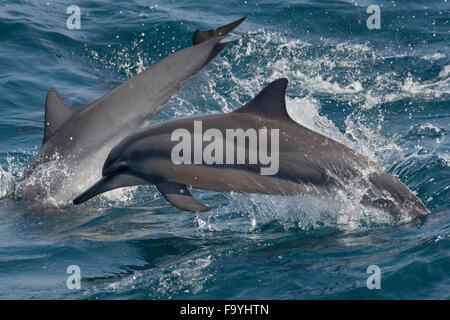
[73,78,430,219]
[14,17,246,204]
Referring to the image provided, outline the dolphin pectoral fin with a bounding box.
[73,174,147,205]
[156,182,210,212]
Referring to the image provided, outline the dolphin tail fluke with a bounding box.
[156,182,210,212]
[193,16,246,45]
[73,174,147,205]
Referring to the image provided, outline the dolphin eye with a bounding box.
[117,162,128,171]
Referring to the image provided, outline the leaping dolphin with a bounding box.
[73,78,430,219]
[14,17,246,204]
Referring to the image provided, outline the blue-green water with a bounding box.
[0,0,449,299]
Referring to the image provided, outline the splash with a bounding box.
[194,190,396,233]
[0,165,14,199]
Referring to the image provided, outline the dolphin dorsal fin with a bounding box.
[193,16,246,45]
[236,78,290,119]
[43,88,75,145]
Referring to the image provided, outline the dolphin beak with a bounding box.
[73,173,149,205]
[73,176,112,205]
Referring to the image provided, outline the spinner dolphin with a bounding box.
[74,79,430,218]
[15,17,246,204]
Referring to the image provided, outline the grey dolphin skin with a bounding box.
[74,79,430,219]
[16,17,246,203]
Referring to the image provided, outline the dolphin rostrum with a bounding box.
[15,17,246,204]
[74,79,430,219]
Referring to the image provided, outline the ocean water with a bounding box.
[0,0,448,299]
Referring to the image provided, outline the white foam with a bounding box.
[0,165,14,199]
[421,53,447,61]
